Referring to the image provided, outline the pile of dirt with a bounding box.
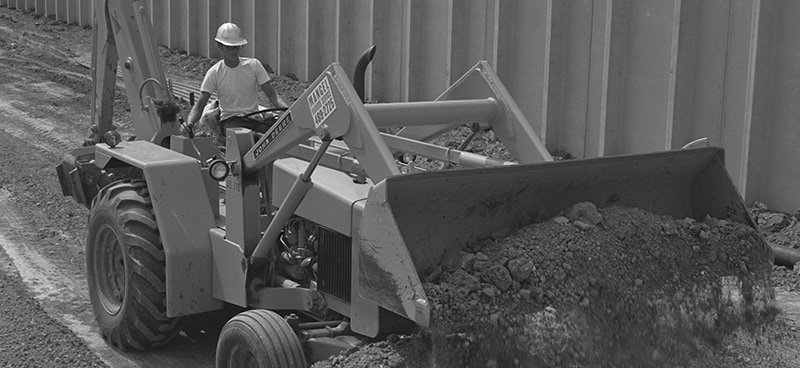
[750,202,800,292]
[314,203,775,368]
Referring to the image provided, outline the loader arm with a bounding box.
[240,63,402,183]
[89,0,180,146]
[240,61,550,181]
[395,61,553,164]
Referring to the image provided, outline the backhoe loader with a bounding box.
[55,0,774,367]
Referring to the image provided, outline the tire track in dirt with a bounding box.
[0,80,86,152]
[0,70,216,368]
[0,190,138,368]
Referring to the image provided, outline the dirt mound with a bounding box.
[315,203,775,368]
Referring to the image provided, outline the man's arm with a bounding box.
[180,91,212,136]
[261,82,288,108]
[188,92,213,125]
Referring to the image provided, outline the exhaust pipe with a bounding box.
[353,45,377,102]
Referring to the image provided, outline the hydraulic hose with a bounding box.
[771,243,800,267]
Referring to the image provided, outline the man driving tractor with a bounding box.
[183,22,288,145]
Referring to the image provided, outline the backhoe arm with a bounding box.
[89,0,180,146]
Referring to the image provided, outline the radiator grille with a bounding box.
[317,228,351,302]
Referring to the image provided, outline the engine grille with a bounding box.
[317,228,351,302]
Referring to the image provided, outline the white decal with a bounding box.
[308,76,336,127]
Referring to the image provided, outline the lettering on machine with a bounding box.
[253,112,293,159]
[308,76,336,128]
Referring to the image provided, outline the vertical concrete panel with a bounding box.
[583,0,612,158]
[253,0,280,72]
[78,0,91,26]
[717,0,758,198]
[408,0,451,101]
[308,0,338,77]
[67,0,78,23]
[605,0,680,155]
[170,0,188,50]
[372,0,410,102]
[746,0,773,209]
[720,0,756,198]
[24,0,35,10]
[748,0,800,212]
[451,0,498,79]
[150,1,169,46]
[672,0,729,150]
[45,0,54,18]
[231,0,254,56]
[279,0,308,79]
[55,0,66,21]
[187,0,209,56]
[35,0,44,15]
[338,0,372,91]
[498,1,550,146]
[547,1,592,157]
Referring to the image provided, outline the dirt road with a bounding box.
[0,4,799,368]
[0,6,219,367]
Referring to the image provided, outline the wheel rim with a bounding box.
[93,223,126,316]
[227,345,259,368]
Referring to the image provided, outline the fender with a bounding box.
[95,140,223,316]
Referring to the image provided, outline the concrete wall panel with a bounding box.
[279,0,308,80]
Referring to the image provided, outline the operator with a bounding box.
[182,22,288,146]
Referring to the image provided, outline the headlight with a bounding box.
[208,159,230,181]
[104,130,122,147]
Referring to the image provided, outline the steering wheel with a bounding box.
[241,107,289,122]
[220,107,290,136]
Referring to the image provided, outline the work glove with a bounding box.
[179,118,194,137]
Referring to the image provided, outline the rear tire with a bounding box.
[216,309,307,368]
[86,179,183,350]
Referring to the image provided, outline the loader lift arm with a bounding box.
[239,61,553,181]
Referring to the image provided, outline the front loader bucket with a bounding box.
[357,146,772,326]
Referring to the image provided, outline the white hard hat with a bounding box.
[215,23,247,47]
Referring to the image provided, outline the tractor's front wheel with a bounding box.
[86,179,183,350]
[216,310,307,368]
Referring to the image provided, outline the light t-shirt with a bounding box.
[200,57,271,121]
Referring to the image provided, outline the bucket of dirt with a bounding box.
[323,203,775,367]
[338,147,776,367]
[421,203,775,367]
